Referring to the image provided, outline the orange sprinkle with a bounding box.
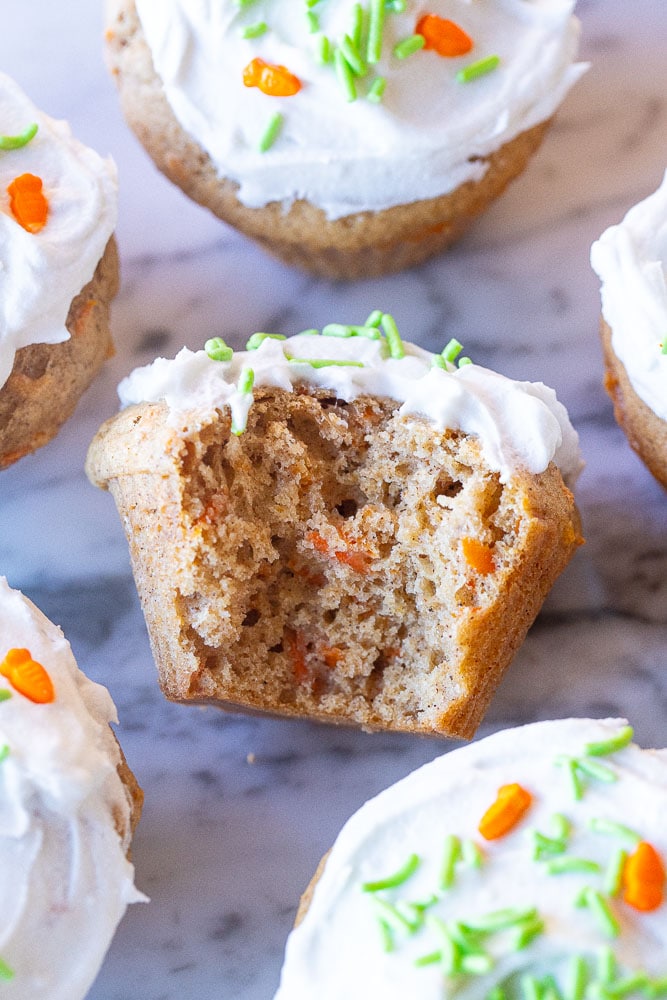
[416,15,473,57]
[243,58,301,97]
[0,648,55,704]
[623,841,665,912]
[8,173,48,233]
[478,783,532,840]
[461,537,495,575]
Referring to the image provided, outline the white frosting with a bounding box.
[275,718,667,1000]
[134,0,586,219]
[0,72,117,389]
[0,577,144,999]
[118,331,582,485]
[590,171,667,421]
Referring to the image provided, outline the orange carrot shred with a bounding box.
[416,15,473,57]
[623,841,665,912]
[478,783,532,840]
[7,173,49,233]
[462,537,495,575]
[306,530,372,574]
[0,647,55,704]
[285,629,309,684]
[243,58,301,97]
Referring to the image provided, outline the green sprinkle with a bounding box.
[607,974,650,997]
[362,852,420,891]
[604,846,628,897]
[287,357,364,369]
[364,309,384,327]
[381,313,405,359]
[461,838,484,868]
[646,977,667,998]
[367,0,385,64]
[584,726,634,757]
[556,756,584,800]
[306,10,319,32]
[565,956,588,1000]
[241,21,267,38]
[245,332,287,350]
[259,112,284,152]
[460,952,494,975]
[0,690,11,703]
[371,895,417,932]
[522,976,544,1000]
[458,356,473,367]
[205,337,233,362]
[238,367,255,395]
[461,906,538,934]
[597,946,616,983]
[334,47,358,101]
[488,989,508,1000]
[661,340,667,356]
[0,958,14,982]
[426,916,460,975]
[551,813,572,841]
[581,888,620,938]
[545,857,602,876]
[441,338,463,364]
[574,758,618,783]
[235,0,259,8]
[376,917,395,952]
[367,76,387,102]
[387,0,407,12]
[457,54,501,84]
[0,745,9,764]
[440,834,461,890]
[322,323,381,340]
[531,830,567,860]
[588,818,641,847]
[297,328,320,337]
[349,1,363,49]
[542,976,564,1000]
[414,949,442,967]
[0,122,38,151]
[511,916,545,950]
[340,34,367,76]
[317,35,333,64]
[393,34,425,59]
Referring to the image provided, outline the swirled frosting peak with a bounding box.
[0,577,144,999]
[590,170,667,421]
[0,72,117,389]
[275,718,667,1000]
[135,0,586,219]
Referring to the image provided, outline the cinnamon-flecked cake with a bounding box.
[87,315,582,738]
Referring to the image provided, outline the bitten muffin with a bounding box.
[0,72,118,469]
[0,577,144,999]
[86,314,582,739]
[590,171,667,489]
[105,0,586,279]
[275,718,667,999]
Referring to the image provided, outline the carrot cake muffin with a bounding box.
[0,72,118,469]
[275,718,667,999]
[106,0,586,278]
[86,313,582,738]
[590,171,667,488]
[0,577,144,998]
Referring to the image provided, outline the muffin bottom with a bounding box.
[106,0,552,280]
[600,317,667,489]
[0,237,119,469]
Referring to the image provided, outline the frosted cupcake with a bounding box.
[0,72,118,468]
[275,718,667,999]
[87,313,582,739]
[591,171,667,488]
[106,0,586,279]
[0,577,144,998]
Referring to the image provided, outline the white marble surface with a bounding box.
[1,1,667,997]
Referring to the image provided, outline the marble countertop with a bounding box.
[1,1,666,997]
